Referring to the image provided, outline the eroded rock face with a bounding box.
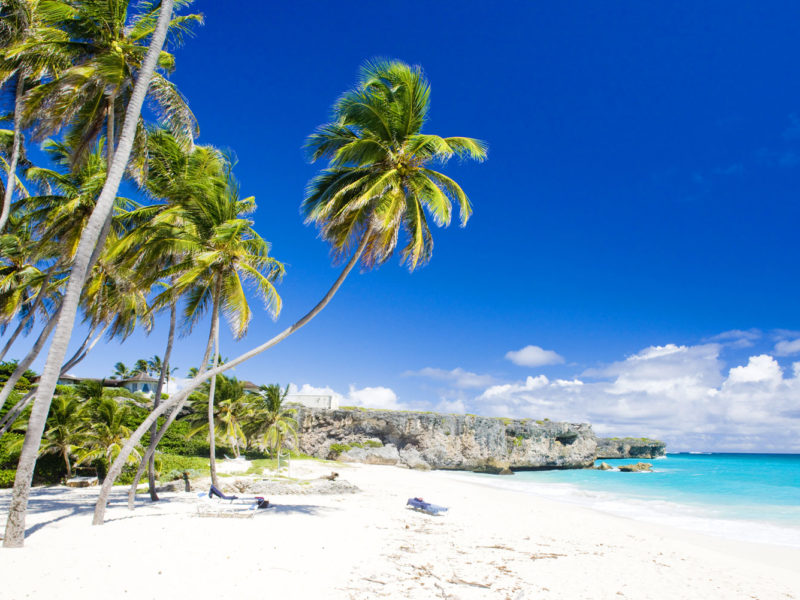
[595,437,666,459]
[293,407,597,473]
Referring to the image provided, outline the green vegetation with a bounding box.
[0,469,15,488]
[0,3,487,545]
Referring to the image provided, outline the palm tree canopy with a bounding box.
[303,59,487,271]
[111,130,285,339]
[18,0,202,166]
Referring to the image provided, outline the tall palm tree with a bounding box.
[95,59,486,524]
[160,174,284,486]
[5,0,177,547]
[20,0,202,170]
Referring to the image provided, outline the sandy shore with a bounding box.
[1,460,798,599]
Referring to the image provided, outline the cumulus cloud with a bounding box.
[404,367,496,389]
[467,342,800,452]
[774,338,800,356]
[505,345,565,367]
[289,383,405,410]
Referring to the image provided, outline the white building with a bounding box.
[285,394,338,410]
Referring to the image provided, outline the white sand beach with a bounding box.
[1,461,798,600]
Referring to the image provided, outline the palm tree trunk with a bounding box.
[207,293,221,488]
[127,302,216,509]
[0,303,61,412]
[0,271,52,362]
[94,226,372,525]
[107,93,116,170]
[63,448,72,480]
[0,72,24,234]
[3,0,176,548]
[0,324,106,439]
[147,302,176,501]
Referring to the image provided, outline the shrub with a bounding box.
[0,469,15,488]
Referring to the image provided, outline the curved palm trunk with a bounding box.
[0,72,24,234]
[0,271,53,362]
[107,93,116,170]
[126,302,217,509]
[0,324,107,438]
[207,299,221,488]
[3,0,176,548]
[94,227,373,525]
[0,303,61,412]
[146,302,176,501]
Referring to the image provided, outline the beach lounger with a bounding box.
[407,497,448,515]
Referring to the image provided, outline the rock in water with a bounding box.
[595,462,613,470]
[617,462,653,472]
[595,437,666,459]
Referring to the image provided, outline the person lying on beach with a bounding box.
[208,484,238,501]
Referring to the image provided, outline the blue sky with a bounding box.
[13,1,800,451]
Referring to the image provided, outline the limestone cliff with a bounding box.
[293,406,597,473]
[595,437,666,459]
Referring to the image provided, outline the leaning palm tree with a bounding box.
[5,0,178,548]
[95,59,486,525]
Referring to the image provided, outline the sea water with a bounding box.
[453,453,800,548]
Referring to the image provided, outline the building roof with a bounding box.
[117,373,159,383]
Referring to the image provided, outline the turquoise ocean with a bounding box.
[455,453,800,548]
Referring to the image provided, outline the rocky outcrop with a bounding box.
[595,437,666,459]
[293,407,596,473]
[617,462,653,472]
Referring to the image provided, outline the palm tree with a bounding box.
[20,0,202,170]
[250,384,297,457]
[111,362,130,379]
[186,375,249,458]
[162,172,284,486]
[0,0,73,232]
[94,59,486,525]
[5,0,177,547]
[0,138,135,412]
[39,391,87,479]
[78,396,141,469]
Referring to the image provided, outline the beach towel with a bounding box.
[407,497,448,515]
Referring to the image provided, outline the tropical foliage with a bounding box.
[0,0,484,547]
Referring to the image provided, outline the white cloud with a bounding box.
[774,338,800,356]
[467,342,800,452]
[404,367,496,388]
[726,355,782,385]
[289,383,405,410]
[704,329,762,348]
[505,345,565,367]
